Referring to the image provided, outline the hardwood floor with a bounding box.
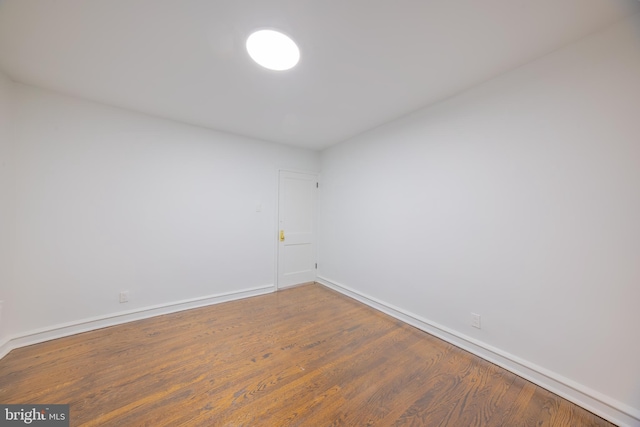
[0,284,614,426]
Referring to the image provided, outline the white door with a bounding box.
[277,171,317,289]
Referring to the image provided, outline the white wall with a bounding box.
[0,70,13,343]
[319,14,640,425]
[4,82,318,341]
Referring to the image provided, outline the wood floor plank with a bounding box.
[0,284,616,427]
[432,358,515,427]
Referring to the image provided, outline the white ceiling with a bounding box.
[1,0,639,150]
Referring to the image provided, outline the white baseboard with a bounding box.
[0,284,274,360]
[0,337,9,360]
[316,276,640,427]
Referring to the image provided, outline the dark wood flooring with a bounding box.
[0,283,614,426]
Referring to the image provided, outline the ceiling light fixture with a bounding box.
[246,29,300,71]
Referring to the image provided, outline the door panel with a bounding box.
[278,171,317,288]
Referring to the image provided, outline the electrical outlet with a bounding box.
[471,313,481,329]
[0,300,3,330]
[119,291,129,303]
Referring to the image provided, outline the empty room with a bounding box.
[1,1,639,426]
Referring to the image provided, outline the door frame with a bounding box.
[274,169,319,290]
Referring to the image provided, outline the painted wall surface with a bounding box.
[6,83,319,338]
[0,71,13,342]
[319,15,640,416]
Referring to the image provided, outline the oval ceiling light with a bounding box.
[246,29,300,71]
